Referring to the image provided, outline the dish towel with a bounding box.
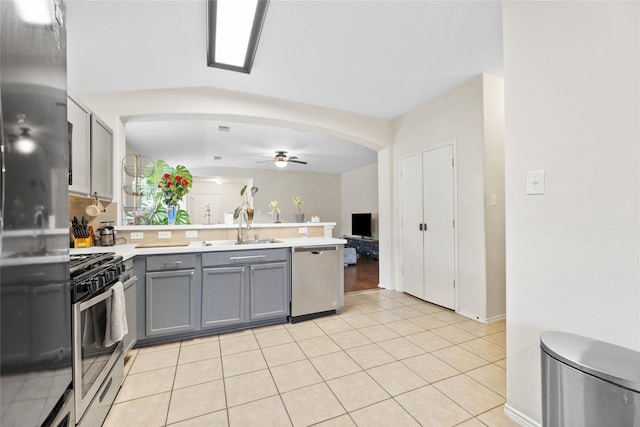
[104,281,128,347]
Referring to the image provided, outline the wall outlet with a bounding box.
[298,227,308,234]
[131,232,144,240]
[186,230,198,238]
[158,231,172,239]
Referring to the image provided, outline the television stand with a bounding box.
[345,236,379,261]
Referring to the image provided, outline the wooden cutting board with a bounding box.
[135,242,190,248]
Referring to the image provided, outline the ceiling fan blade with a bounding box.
[289,159,308,165]
[256,159,273,163]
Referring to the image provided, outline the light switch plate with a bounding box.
[131,232,144,240]
[527,170,545,195]
[186,230,198,238]
[490,194,497,206]
[158,231,171,239]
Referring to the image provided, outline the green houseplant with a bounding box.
[292,196,304,223]
[127,160,193,225]
[234,184,259,223]
[269,200,281,223]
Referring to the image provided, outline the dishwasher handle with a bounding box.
[294,246,338,254]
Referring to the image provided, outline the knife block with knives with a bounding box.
[71,216,94,248]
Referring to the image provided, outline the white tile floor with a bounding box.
[104,289,517,427]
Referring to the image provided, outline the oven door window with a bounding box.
[80,297,118,399]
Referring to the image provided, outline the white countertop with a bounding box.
[70,237,346,260]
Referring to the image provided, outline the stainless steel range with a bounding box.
[70,253,126,427]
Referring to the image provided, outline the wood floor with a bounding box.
[344,258,379,293]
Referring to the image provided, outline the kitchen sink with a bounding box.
[236,239,281,245]
[202,240,236,247]
[201,239,281,247]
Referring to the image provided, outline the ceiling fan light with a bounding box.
[274,159,287,168]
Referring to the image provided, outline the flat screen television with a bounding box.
[352,213,372,238]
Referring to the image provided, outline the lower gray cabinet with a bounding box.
[145,269,196,337]
[250,262,289,321]
[201,249,290,328]
[202,266,245,329]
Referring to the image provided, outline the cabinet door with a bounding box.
[250,262,289,321]
[90,116,113,200]
[145,270,196,337]
[201,266,245,329]
[67,97,91,195]
[123,279,137,354]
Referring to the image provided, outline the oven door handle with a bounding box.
[79,287,113,311]
[122,276,138,289]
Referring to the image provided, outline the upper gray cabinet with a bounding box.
[67,95,114,200]
[91,116,113,200]
[67,96,91,196]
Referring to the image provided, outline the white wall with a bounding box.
[503,2,640,425]
[392,75,491,320]
[250,168,341,226]
[482,75,506,320]
[189,166,342,229]
[378,149,393,290]
[341,163,379,237]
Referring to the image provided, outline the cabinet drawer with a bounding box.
[146,254,196,271]
[202,248,288,267]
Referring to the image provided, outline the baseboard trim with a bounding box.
[487,313,506,323]
[504,404,541,427]
[458,310,487,324]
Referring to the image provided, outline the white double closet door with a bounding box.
[401,144,456,309]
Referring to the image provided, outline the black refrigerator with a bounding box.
[0,0,73,426]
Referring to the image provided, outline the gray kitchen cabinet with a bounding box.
[90,116,113,200]
[67,96,91,196]
[146,270,196,336]
[250,262,289,321]
[201,266,245,328]
[201,248,290,328]
[123,277,137,354]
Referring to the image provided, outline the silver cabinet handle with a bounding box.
[229,255,266,261]
[163,261,182,266]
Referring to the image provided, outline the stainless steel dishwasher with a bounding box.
[291,245,344,322]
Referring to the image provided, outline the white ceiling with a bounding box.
[66,0,503,173]
[125,119,378,174]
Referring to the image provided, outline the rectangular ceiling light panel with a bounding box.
[207,0,269,74]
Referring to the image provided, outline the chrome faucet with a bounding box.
[236,209,252,243]
[34,205,47,252]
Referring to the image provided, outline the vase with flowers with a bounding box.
[292,196,304,223]
[269,200,281,223]
[233,184,258,224]
[157,164,193,224]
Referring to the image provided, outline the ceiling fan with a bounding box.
[257,151,308,168]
